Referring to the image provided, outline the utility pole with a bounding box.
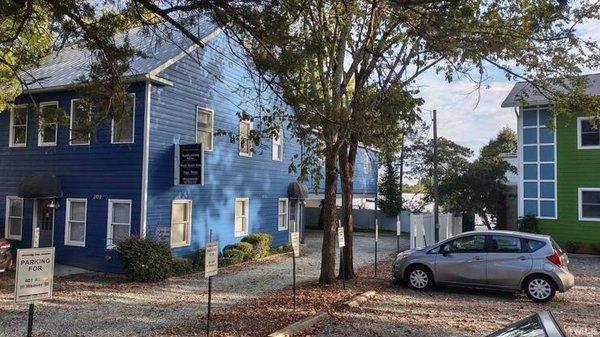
[433,109,440,243]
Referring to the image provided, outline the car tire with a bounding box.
[405,265,433,290]
[524,275,556,303]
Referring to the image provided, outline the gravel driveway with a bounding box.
[0,230,406,337]
[314,254,600,337]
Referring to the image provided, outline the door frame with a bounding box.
[31,198,55,248]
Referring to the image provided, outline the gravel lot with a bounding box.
[314,255,600,337]
[0,230,405,337]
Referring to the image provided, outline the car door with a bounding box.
[486,235,533,290]
[435,235,487,286]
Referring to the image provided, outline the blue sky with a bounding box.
[413,19,600,156]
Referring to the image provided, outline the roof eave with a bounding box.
[21,74,173,94]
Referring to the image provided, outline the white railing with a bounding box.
[410,213,462,249]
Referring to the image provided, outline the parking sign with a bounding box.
[14,248,55,303]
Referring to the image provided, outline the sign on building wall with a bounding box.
[14,248,55,303]
[174,144,204,185]
[205,242,219,278]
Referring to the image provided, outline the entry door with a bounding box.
[435,235,487,286]
[36,199,54,247]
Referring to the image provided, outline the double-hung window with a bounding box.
[196,107,214,151]
[9,105,28,147]
[5,197,23,240]
[171,200,192,247]
[577,117,600,149]
[107,200,132,248]
[70,99,91,145]
[235,198,249,237]
[579,188,600,221]
[239,120,252,157]
[272,128,283,161]
[39,102,59,146]
[65,198,87,246]
[278,198,288,231]
[111,94,135,144]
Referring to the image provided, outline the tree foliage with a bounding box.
[379,151,403,217]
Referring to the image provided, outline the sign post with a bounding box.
[396,215,401,254]
[14,247,55,337]
[337,222,345,290]
[374,219,379,278]
[290,232,300,312]
[204,231,218,337]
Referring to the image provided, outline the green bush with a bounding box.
[242,233,273,259]
[271,243,293,254]
[518,214,540,234]
[191,249,206,271]
[172,258,194,277]
[222,242,254,264]
[116,237,172,282]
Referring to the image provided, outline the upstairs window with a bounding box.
[107,200,132,248]
[111,95,135,144]
[272,128,283,161]
[39,102,59,146]
[235,198,249,237]
[196,107,214,151]
[579,188,600,221]
[5,196,23,240]
[578,117,600,149]
[171,200,192,247]
[239,120,252,157]
[70,100,91,145]
[9,105,28,147]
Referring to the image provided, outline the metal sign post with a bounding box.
[374,219,379,277]
[204,230,218,337]
[396,215,401,254]
[291,232,300,312]
[337,221,345,290]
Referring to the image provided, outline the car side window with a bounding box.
[447,235,486,253]
[490,235,522,253]
[525,239,545,253]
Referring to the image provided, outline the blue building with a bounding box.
[0,19,378,273]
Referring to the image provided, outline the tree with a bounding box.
[479,127,517,161]
[379,151,402,217]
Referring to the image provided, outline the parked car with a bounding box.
[486,311,567,337]
[0,238,12,272]
[392,230,574,302]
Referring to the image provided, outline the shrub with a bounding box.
[172,258,194,277]
[116,237,172,282]
[271,243,293,254]
[242,233,273,259]
[518,214,539,234]
[191,249,206,271]
[222,242,254,264]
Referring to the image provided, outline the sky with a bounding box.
[413,19,600,157]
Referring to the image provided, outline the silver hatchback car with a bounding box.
[393,231,574,302]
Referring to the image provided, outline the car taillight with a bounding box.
[0,243,10,250]
[547,251,563,268]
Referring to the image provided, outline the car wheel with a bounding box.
[525,276,556,303]
[405,265,433,290]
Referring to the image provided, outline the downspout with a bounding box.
[140,80,152,238]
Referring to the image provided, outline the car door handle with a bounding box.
[518,256,528,261]
[473,256,483,261]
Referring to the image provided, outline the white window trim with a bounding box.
[234,197,249,237]
[64,198,87,247]
[578,188,600,222]
[577,117,600,150]
[4,196,23,240]
[106,199,132,249]
[38,101,59,147]
[170,200,192,248]
[111,93,136,144]
[9,104,28,148]
[278,198,289,231]
[196,106,214,152]
[69,99,90,146]
[239,120,253,157]
[272,128,283,161]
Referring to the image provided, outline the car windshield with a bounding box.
[486,314,546,337]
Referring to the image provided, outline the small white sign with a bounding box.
[14,248,55,303]
[396,216,401,236]
[291,232,300,257]
[33,228,40,248]
[338,227,345,248]
[204,242,219,278]
[375,220,379,242]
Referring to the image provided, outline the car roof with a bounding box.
[456,230,551,241]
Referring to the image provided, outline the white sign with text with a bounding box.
[396,216,401,236]
[291,232,300,257]
[14,248,55,303]
[338,227,345,248]
[204,242,219,278]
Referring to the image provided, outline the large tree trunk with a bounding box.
[319,148,339,285]
[338,136,358,280]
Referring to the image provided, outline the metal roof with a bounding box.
[21,17,218,92]
[501,73,600,108]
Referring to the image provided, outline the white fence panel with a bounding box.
[410,213,462,249]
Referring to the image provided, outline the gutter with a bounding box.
[21,73,173,94]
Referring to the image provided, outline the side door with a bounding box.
[486,235,532,290]
[435,235,487,286]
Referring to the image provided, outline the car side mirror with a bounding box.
[441,246,451,256]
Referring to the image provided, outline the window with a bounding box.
[38,102,59,146]
[5,197,23,240]
[272,128,283,161]
[107,200,132,248]
[171,200,192,247]
[111,95,135,144]
[9,105,28,147]
[578,117,600,149]
[65,199,87,246]
[525,239,545,253]
[579,188,600,221]
[445,235,486,253]
[239,120,252,157]
[490,235,522,253]
[278,198,288,230]
[70,99,90,145]
[196,107,213,151]
[235,198,249,237]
